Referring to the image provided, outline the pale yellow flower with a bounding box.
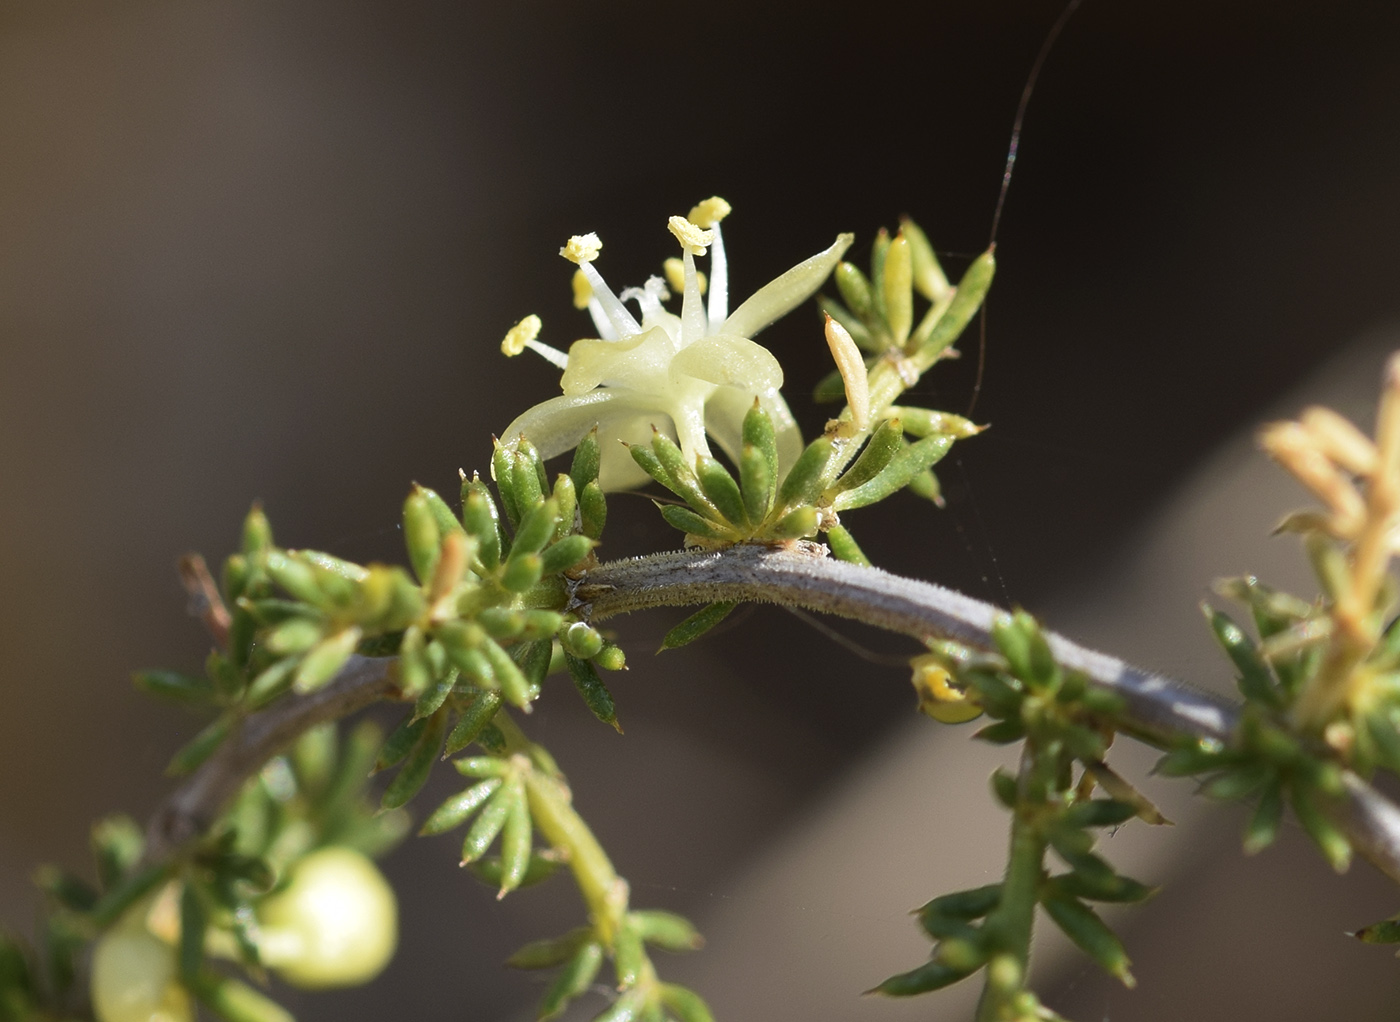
[500,201,852,490]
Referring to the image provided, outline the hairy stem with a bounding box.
[145,545,1400,887]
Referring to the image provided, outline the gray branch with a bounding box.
[143,655,396,860]
[144,542,1400,886]
[578,542,1400,884]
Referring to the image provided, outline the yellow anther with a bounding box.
[501,314,542,357]
[560,233,602,264]
[662,257,705,297]
[687,196,732,228]
[667,216,714,255]
[571,269,592,310]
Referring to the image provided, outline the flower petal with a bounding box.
[560,327,673,396]
[670,334,783,393]
[499,388,669,464]
[721,233,854,339]
[703,386,803,473]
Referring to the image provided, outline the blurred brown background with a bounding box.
[2,1,1400,1019]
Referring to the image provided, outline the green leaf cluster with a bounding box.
[509,910,710,1022]
[144,432,625,811]
[878,612,1158,1020]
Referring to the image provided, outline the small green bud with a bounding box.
[912,247,995,370]
[540,534,595,576]
[561,622,604,659]
[462,476,504,569]
[477,607,524,641]
[536,940,605,1019]
[419,778,501,836]
[482,638,538,709]
[241,504,274,556]
[293,627,361,693]
[776,436,834,509]
[460,781,515,864]
[657,984,715,1022]
[579,481,607,540]
[444,689,503,756]
[612,921,644,989]
[511,440,546,513]
[263,551,323,606]
[869,228,891,320]
[769,505,818,540]
[631,910,703,952]
[571,427,602,490]
[496,784,533,897]
[501,552,544,593]
[594,642,627,671]
[511,498,559,558]
[402,489,441,585]
[739,443,774,524]
[506,927,595,970]
[223,553,251,604]
[830,418,904,495]
[883,233,913,346]
[834,261,877,326]
[651,431,715,515]
[415,484,466,542]
[900,217,950,301]
[742,400,778,481]
[695,455,747,526]
[492,440,521,528]
[659,504,729,540]
[552,473,577,541]
[1291,786,1352,872]
[467,852,560,891]
[519,610,563,641]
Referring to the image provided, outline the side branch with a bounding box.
[144,655,396,860]
[578,543,1400,883]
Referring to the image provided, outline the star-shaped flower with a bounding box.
[499,198,852,490]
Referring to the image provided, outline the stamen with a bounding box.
[576,261,642,338]
[663,258,705,297]
[679,250,706,343]
[707,221,729,330]
[687,196,732,228]
[586,297,617,340]
[571,269,593,310]
[501,315,543,357]
[524,339,570,370]
[668,216,714,256]
[560,233,602,264]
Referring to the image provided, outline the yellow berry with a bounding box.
[257,847,397,989]
[91,922,192,1022]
